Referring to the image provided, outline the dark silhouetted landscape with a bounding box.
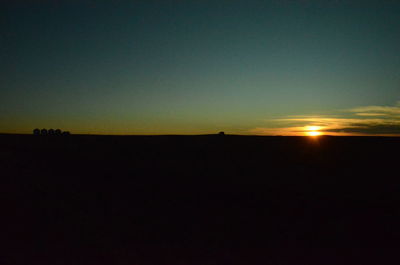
[2,134,400,265]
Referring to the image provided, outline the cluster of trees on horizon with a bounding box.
[33,128,70,136]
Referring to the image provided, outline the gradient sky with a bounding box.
[2,0,400,135]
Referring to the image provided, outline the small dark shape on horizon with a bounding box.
[34,128,70,136]
[219,131,225,136]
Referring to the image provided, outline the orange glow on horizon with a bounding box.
[305,125,323,136]
[307,131,322,136]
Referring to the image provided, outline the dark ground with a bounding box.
[1,134,400,265]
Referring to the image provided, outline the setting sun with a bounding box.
[305,126,322,136]
[307,131,322,136]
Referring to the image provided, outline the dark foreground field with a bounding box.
[1,134,400,265]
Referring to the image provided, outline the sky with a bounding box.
[1,0,400,135]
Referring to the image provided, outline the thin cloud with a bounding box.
[354,113,386,117]
[250,101,400,136]
[324,125,400,135]
[348,101,400,115]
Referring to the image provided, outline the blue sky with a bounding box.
[1,0,400,135]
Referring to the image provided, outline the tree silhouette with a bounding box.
[62,131,70,136]
[55,129,62,135]
[33,128,40,135]
[48,129,55,135]
[41,129,48,135]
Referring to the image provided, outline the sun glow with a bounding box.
[305,126,322,136]
[307,131,322,136]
